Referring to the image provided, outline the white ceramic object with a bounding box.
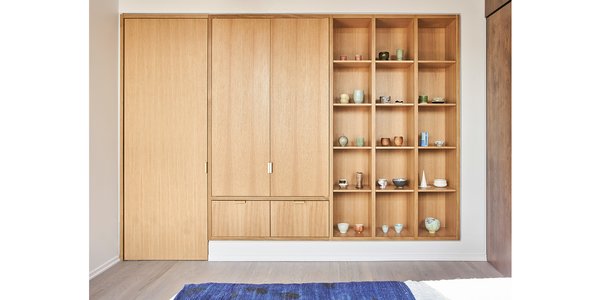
[340,93,350,104]
[424,217,441,234]
[353,89,364,104]
[338,182,348,189]
[338,135,348,147]
[381,225,389,234]
[434,140,445,147]
[419,170,428,188]
[394,224,404,234]
[337,223,350,234]
[377,178,388,189]
[433,178,447,188]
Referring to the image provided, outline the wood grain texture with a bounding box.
[486,3,512,277]
[123,19,208,260]
[211,18,271,196]
[486,0,511,18]
[91,261,503,300]
[375,193,415,238]
[271,201,329,237]
[270,18,329,197]
[211,201,270,237]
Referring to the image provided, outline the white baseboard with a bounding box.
[89,256,120,280]
[209,241,486,261]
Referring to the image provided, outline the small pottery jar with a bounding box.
[394,223,404,234]
[356,137,365,147]
[418,95,429,104]
[381,224,389,234]
[378,51,390,60]
[338,135,348,147]
[355,54,362,60]
[353,89,364,104]
[381,137,391,146]
[396,49,404,60]
[393,136,404,146]
[355,172,363,189]
[424,217,441,234]
[340,93,350,104]
[340,55,348,60]
[355,224,364,233]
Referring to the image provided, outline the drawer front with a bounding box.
[271,201,329,237]
[212,201,270,237]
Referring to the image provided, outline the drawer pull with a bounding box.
[293,201,305,204]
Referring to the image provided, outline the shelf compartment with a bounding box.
[417,107,457,147]
[417,17,457,61]
[333,150,372,188]
[376,150,414,189]
[417,192,457,239]
[333,185,372,193]
[375,17,415,60]
[375,193,415,238]
[333,18,372,60]
[333,106,371,146]
[376,64,415,103]
[333,60,372,67]
[333,193,372,238]
[417,151,458,190]
[375,226,414,239]
[333,65,372,104]
[418,64,457,104]
[376,107,414,146]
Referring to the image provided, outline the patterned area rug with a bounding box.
[174,281,416,300]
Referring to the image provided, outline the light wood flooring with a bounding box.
[90,261,503,299]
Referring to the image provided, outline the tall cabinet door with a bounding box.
[124,19,208,260]
[211,19,271,196]
[270,18,330,197]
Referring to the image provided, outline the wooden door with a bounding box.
[486,3,512,276]
[123,19,208,260]
[271,201,329,237]
[211,19,271,196]
[270,18,330,197]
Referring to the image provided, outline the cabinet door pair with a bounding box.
[211,18,329,198]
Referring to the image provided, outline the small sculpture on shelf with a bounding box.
[394,223,404,234]
[393,136,404,146]
[339,93,350,104]
[381,137,391,146]
[338,135,348,147]
[355,172,363,189]
[419,170,428,188]
[424,217,441,234]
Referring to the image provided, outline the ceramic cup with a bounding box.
[377,178,388,189]
[355,224,364,233]
[340,55,348,60]
[381,225,389,234]
[378,51,390,60]
[337,222,350,234]
[433,178,447,188]
[393,136,404,146]
[418,95,429,104]
[338,178,348,189]
[381,137,391,146]
[434,140,445,147]
[394,223,404,234]
[396,49,404,60]
[355,54,362,60]
[340,93,350,104]
[353,89,364,104]
[356,137,365,147]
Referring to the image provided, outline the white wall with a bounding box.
[118,0,487,260]
[90,0,120,277]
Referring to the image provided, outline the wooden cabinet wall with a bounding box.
[486,2,512,276]
[123,18,208,260]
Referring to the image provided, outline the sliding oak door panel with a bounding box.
[124,18,208,260]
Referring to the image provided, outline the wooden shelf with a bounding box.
[375,146,414,150]
[375,185,414,192]
[418,60,456,68]
[417,187,456,192]
[417,227,456,240]
[375,60,414,68]
[375,227,414,239]
[417,103,456,107]
[418,146,456,150]
[332,227,372,238]
[333,146,372,150]
[333,103,372,107]
[375,103,414,107]
[333,60,372,67]
[333,185,372,193]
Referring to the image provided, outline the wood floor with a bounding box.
[90,261,502,299]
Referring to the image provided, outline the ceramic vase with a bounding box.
[424,217,441,234]
[353,89,364,104]
[338,135,348,147]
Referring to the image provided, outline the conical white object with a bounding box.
[419,170,428,188]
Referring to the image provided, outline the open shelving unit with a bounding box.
[330,15,460,240]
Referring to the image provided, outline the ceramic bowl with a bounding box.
[394,223,404,234]
[377,178,388,189]
[424,217,441,234]
[338,182,349,189]
[433,179,447,188]
[337,223,350,234]
[392,178,408,188]
[434,140,445,147]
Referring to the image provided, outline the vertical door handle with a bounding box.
[204,161,208,174]
[267,162,273,174]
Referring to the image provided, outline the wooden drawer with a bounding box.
[211,201,270,237]
[270,201,329,237]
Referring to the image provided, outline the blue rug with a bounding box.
[174,281,415,300]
